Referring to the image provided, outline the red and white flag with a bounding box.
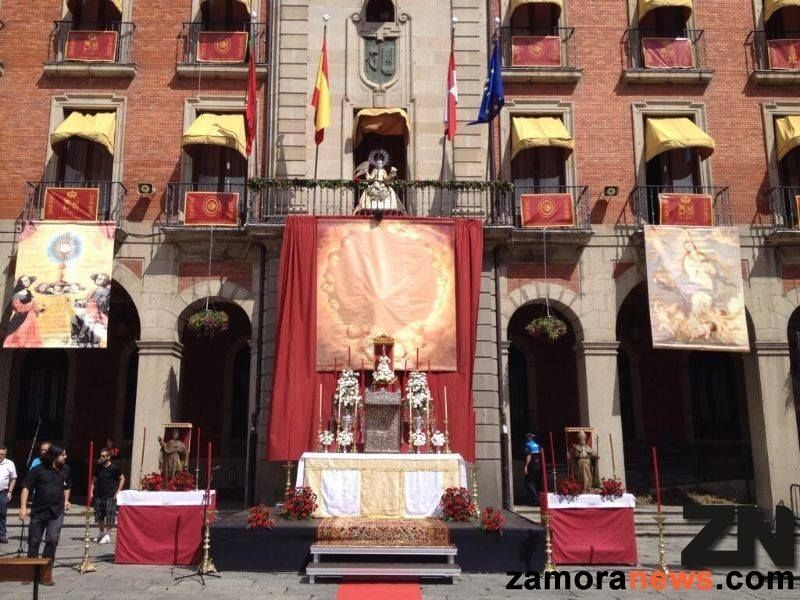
[445,45,458,141]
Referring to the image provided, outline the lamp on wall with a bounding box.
[136,182,155,196]
[603,185,619,197]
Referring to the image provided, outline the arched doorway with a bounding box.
[616,283,754,499]
[507,302,581,506]
[786,307,800,444]
[179,301,251,501]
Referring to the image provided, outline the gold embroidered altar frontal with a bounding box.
[317,518,450,547]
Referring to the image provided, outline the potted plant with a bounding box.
[525,314,568,342]
[187,308,230,339]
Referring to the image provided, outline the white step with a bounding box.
[311,544,457,557]
[306,561,460,583]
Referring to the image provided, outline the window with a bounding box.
[200,0,249,31]
[189,142,247,193]
[640,6,689,37]
[366,0,395,23]
[645,146,700,188]
[765,5,800,39]
[54,113,114,184]
[230,344,250,439]
[16,351,68,440]
[510,1,560,35]
[69,0,122,28]
[512,147,566,189]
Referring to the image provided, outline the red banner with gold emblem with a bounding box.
[184,192,239,226]
[658,193,713,226]
[197,32,248,63]
[520,193,575,228]
[65,30,118,62]
[43,187,100,221]
[642,38,693,69]
[768,39,800,70]
[511,36,561,67]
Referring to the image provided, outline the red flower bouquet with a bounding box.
[556,477,583,500]
[480,507,505,534]
[139,470,196,492]
[600,477,625,499]
[247,504,276,530]
[140,472,163,491]
[282,487,317,520]
[439,487,476,522]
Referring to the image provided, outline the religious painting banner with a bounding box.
[4,221,115,349]
[184,191,239,226]
[65,30,118,62]
[644,226,749,352]
[43,187,100,221]
[520,193,575,228]
[641,37,693,69]
[768,39,800,70]
[197,31,248,63]
[316,219,457,371]
[658,193,713,226]
[511,36,562,67]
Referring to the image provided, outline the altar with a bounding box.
[296,452,468,519]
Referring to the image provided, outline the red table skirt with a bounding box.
[550,507,638,565]
[115,505,205,565]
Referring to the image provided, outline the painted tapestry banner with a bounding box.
[641,38,693,69]
[197,32,248,63]
[184,191,239,226]
[644,226,749,352]
[65,30,118,62]
[520,193,575,228]
[658,193,713,226]
[511,36,562,67]
[768,39,800,70]
[316,219,457,371]
[43,187,100,221]
[4,222,115,349]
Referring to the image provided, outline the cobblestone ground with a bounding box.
[0,511,797,599]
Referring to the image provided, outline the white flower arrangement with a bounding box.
[405,371,432,410]
[334,369,362,408]
[410,431,427,447]
[336,430,354,447]
[373,354,396,384]
[431,431,446,448]
[318,430,334,446]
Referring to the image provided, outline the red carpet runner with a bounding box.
[336,582,422,600]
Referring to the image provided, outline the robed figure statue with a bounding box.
[570,430,600,492]
[158,429,187,479]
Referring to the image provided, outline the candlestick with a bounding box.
[542,513,557,573]
[470,463,480,517]
[609,433,617,479]
[652,446,662,514]
[207,441,212,489]
[87,440,94,508]
[654,512,670,574]
[195,428,201,490]
[139,427,147,490]
[76,503,97,574]
[361,358,365,390]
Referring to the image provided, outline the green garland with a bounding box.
[248,178,513,194]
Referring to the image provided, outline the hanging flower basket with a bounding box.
[187,309,230,338]
[525,315,567,342]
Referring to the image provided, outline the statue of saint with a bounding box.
[158,429,187,479]
[570,430,599,492]
[354,150,403,214]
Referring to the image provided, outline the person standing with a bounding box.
[0,446,17,544]
[92,448,124,544]
[523,433,542,507]
[19,445,71,579]
[29,441,51,470]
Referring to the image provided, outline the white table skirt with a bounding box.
[117,490,215,506]
[547,492,636,510]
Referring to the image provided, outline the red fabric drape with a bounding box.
[550,508,638,565]
[267,217,482,462]
[115,506,205,565]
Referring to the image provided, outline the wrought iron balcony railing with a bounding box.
[769,185,800,230]
[497,26,578,70]
[165,182,249,227]
[625,28,707,71]
[512,184,590,229]
[630,185,731,228]
[24,180,126,225]
[749,30,800,72]
[179,21,268,66]
[48,21,135,64]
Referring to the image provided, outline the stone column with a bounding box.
[0,351,12,444]
[746,342,800,510]
[129,341,183,487]
[575,341,627,484]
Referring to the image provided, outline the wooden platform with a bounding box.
[308,544,459,583]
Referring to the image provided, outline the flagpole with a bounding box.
[450,16,457,179]
[489,16,500,183]
[314,15,329,182]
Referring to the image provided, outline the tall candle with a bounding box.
[319,384,323,421]
[87,440,94,507]
[609,433,616,476]
[416,348,419,369]
[652,446,662,513]
[444,386,448,420]
[207,441,212,488]
[139,427,147,487]
[540,444,549,505]
[549,432,556,470]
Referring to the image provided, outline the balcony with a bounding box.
[176,22,269,80]
[767,185,800,244]
[630,185,731,230]
[748,30,800,86]
[43,21,136,78]
[623,29,713,84]
[24,181,126,226]
[510,184,593,245]
[498,26,581,83]
[163,182,248,242]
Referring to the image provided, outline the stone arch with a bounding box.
[503,281,584,343]
[111,260,146,319]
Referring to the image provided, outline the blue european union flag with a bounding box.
[470,39,505,125]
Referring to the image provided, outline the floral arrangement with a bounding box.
[480,507,505,534]
[282,487,317,520]
[334,369,362,408]
[187,309,230,339]
[318,430,334,447]
[410,431,427,447]
[373,354,396,384]
[439,487,476,522]
[431,431,446,448]
[405,371,432,410]
[599,477,625,499]
[140,472,164,491]
[140,470,196,492]
[556,477,583,500]
[336,430,354,448]
[247,505,275,530]
[525,315,567,342]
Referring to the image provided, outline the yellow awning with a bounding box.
[354,108,411,147]
[764,0,800,23]
[511,116,574,160]
[509,0,563,20]
[645,117,714,162]
[638,0,693,22]
[182,113,247,158]
[68,0,123,15]
[775,115,800,161]
[50,111,116,155]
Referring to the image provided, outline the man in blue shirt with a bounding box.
[523,433,542,506]
[29,441,51,471]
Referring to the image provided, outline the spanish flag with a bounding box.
[312,37,330,145]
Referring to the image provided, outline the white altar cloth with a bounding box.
[117,490,215,506]
[546,493,636,510]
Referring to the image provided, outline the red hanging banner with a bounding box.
[511,36,562,67]
[768,39,800,70]
[43,187,100,221]
[658,193,714,226]
[520,193,575,228]
[65,31,118,62]
[184,192,239,226]
[641,38,693,69]
[196,32,248,63]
